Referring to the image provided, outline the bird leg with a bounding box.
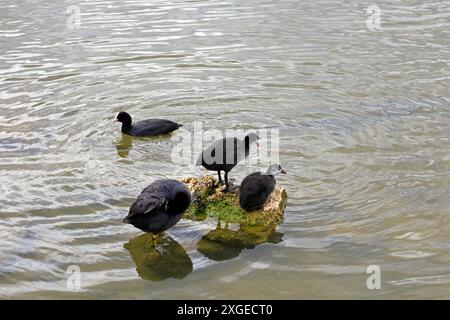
[217,171,224,184]
[224,172,230,191]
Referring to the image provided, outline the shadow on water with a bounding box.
[114,134,134,158]
[124,233,193,281]
[196,222,283,261]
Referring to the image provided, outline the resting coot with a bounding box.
[123,179,191,234]
[239,164,286,212]
[115,111,182,137]
[196,133,260,190]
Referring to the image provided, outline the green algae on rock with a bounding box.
[180,175,288,226]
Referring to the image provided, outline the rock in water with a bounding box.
[179,175,288,227]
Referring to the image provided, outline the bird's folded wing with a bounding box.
[196,146,217,166]
[126,194,166,219]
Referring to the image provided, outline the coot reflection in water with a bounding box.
[114,134,134,158]
[197,222,283,261]
[124,234,193,281]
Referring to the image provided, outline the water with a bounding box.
[1,0,450,299]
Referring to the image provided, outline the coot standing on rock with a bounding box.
[123,179,192,234]
[196,133,260,190]
[115,111,182,137]
[239,164,286,212]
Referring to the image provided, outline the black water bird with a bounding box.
[196,133,260,190]
[115,111,182,137]
[123,179,191,234]
[239,164,286,212]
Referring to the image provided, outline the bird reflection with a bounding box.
[124,233,193,281]
[114,134,134,158]
[196,222,283,261]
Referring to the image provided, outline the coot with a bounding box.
[115,111,182,137]
[123,179,191,234]
[196,133,260,189]
[239,164,286,212]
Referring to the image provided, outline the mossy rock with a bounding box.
[180,175,288,227]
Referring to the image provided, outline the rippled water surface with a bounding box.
[1,0,450,299]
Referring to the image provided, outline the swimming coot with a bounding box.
[239,164,286,212]
[196,133,260,190]
[115,111,182,137]
[123,179,192,234]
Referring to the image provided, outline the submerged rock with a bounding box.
[179,175,288,227]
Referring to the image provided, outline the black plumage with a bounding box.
[239,164,286,212]
[115,111,182,137]
[123,179,191,234]
[196,133,259,189]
